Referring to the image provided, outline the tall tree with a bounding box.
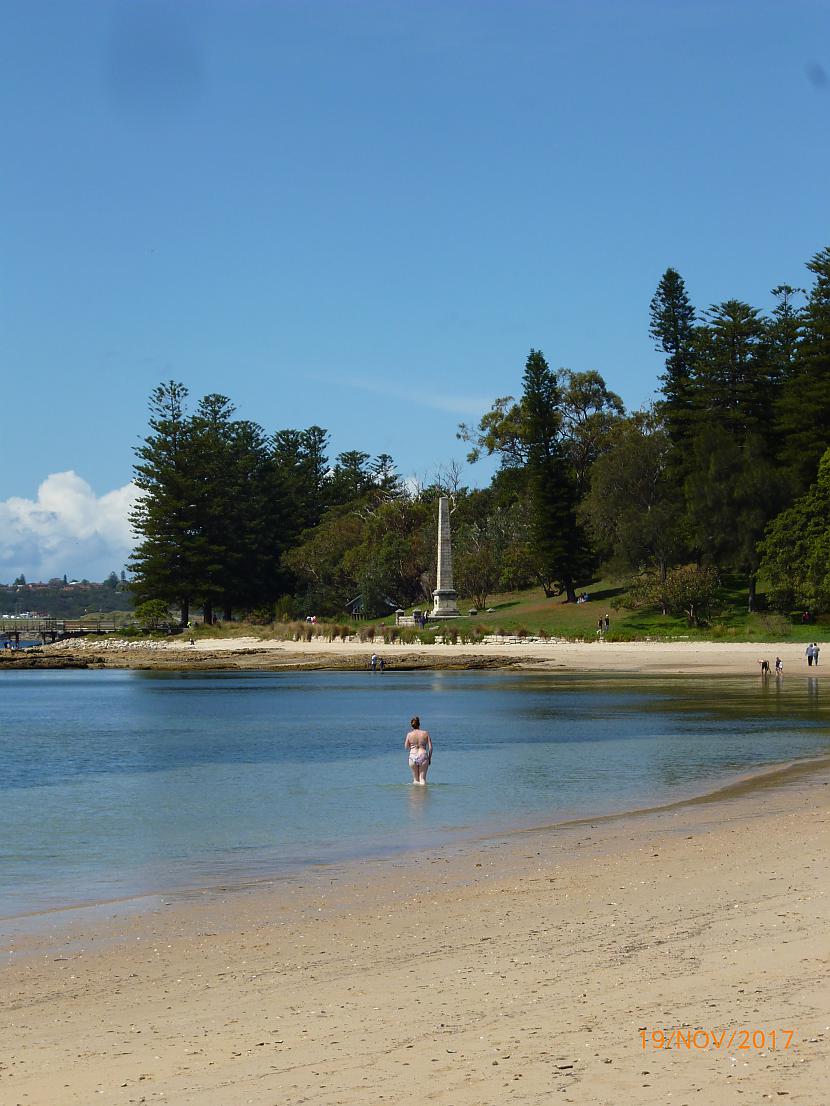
[328,451,373,505]
[558,369,625,495]
[776,247,830,491]
[370,453,401,494]
[583,410,684,581]
[187,393,239,623]
[759,446,830,613]
[692,300,773,436]
[521,350,592,601]
[273,425,331,532]
[650,268,697,454]
[768,284,804,381]
[683,424,777,610]
[130,382,200,625]
[684,301,781,609]
[457,352,601,599]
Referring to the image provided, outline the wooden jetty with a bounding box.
[0,617,128,646]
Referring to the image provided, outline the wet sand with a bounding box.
[2,761,828,1105]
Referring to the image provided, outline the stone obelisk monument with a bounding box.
[432,495,460,618]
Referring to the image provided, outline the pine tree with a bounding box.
[776,247,830,491]
[685,302,781,609]
[759,446,830,612]
[692,300,773,437]
[521,349,592,601]
[768,285,804,381]
[273,425,331,532]
[130,382,200,624]
[650,268,697,453]
[189,397,292,621]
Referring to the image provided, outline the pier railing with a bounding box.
[0,617,131,639]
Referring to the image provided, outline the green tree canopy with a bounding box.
[758,447,830,613]
[583,410,683,579]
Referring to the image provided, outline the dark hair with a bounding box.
[410,715,420,728]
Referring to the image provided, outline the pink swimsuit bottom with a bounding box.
[408,747,428,767]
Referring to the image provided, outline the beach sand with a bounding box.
[26,634,830,676]
[3,760,828,1105]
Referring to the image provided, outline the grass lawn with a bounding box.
[97,576,827,645]
[394,574,827,643]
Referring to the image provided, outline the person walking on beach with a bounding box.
[775,656,783,676]
[806,643,815,667]
[405,715,432,785]
[815,644,821,666]
[370,653,377,671]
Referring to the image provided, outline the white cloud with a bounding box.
[0,472,139,583]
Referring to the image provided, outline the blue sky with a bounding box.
[2,0,829,579]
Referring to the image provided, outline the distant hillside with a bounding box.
[0,582,134,620]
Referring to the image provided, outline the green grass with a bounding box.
[393,574,828,643]
[86,576,826,644]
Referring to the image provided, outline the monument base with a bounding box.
[432,589,460,618]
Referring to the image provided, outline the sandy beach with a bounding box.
[18,634,830,676]
[3,757,828,1106]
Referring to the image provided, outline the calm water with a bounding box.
[1,669,828,919]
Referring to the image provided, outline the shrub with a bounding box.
[134,599,172,632]
[248,605,275,625]
[274,595,299,622]
[760,612,792,639]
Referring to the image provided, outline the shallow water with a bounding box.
[1,668,828,918]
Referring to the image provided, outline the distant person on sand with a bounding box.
[775,657,783,675]
[758,659,770,676]
[815,644,821,666]
[405,715,432,785]
[806,643,815,667]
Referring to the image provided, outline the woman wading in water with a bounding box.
[404,716,433,785]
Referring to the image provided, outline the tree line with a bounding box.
[130,244,830,623]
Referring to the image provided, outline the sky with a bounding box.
[2,0,829,581]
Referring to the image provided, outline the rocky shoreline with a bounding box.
[2,639,522,672]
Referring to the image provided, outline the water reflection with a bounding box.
[2,669,829,916]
